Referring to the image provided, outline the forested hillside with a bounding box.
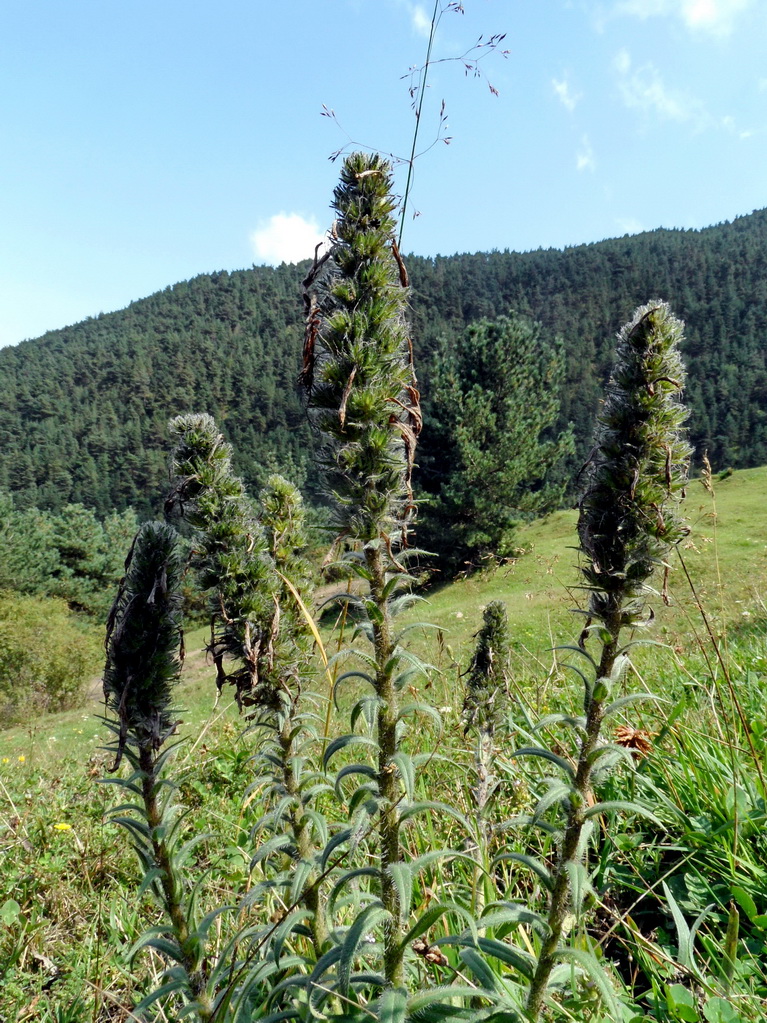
[2,208,766,515]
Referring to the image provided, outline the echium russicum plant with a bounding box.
[102,522,217,1021]
[302,150,421,548]
[462,600,510,920]
[166,420,330,965]
[302,152,424,990]
[524,301,692,1020]
[463,601,510,827]
[166,413,277,711]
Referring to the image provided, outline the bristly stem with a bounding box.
[138,748,213,1020]
[366,542,405,986]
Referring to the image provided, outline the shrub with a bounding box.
[0,591,101,727]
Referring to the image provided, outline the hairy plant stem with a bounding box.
[525,610,620,1021]
[471,731,494,921]
[138,747,212,1022]
[366,544,404,988]
[278,718,327,957]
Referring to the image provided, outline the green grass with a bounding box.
[2,466,767,1020]
[0,625,240,764]
[423,468,767,660]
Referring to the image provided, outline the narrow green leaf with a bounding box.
[321,828,352,870]
[249,833,291,870]
[730,886,756,922]
[396,701,444,730]
[553,946,620,1018]
[603,692,664,717]
[512,747,575,779]
[323,733,378,769]
[333,671,377,709]
[477,904,550,937]
[328,866,379,916]
[470,936,535,979]
[532,782,572,821]
[392,751,415,800]
[350,694,384,731]
[554,644,599,671]
[400,800,470,830]
[662,882,692,969]
[533,713,586,732]
[583,800,662,825]
[376,986,407,1023]
[335,763,378,798]
[459,947,498,991]
[401,900,478,949]
[338,902,390,995]
[388,861,413,921]
[565,860,592,915]
[132,977,188,1013]
[406,985,500,1014]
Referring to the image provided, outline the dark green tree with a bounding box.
[419,312,574,574]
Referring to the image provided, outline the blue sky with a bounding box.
[2,0,765,347]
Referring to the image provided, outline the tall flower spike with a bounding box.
[166,413,276,710]
[302,151,421,552]
[578,300,692,630]
[303,152,423,989]
[103,521,184,770]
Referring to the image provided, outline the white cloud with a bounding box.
[250,213,326,266]
[576,135,596,171]
[411,3,432,37]
[394,0,432,37]
[612,0,753,35]
[614,48,631,75]
[613,49,707,125]
[616,217,645,235]
[552,76,581,112]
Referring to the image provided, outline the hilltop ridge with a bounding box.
[1,209,766,515]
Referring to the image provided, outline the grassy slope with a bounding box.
[2,466,766,765]
[421,466,767,678]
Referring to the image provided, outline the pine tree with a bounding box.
[419,312,574,574]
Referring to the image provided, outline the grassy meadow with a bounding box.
[2,466,767,1020]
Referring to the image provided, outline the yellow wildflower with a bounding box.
[1,757,8,764]
[53,823,72,831]
[17,755,25,763]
